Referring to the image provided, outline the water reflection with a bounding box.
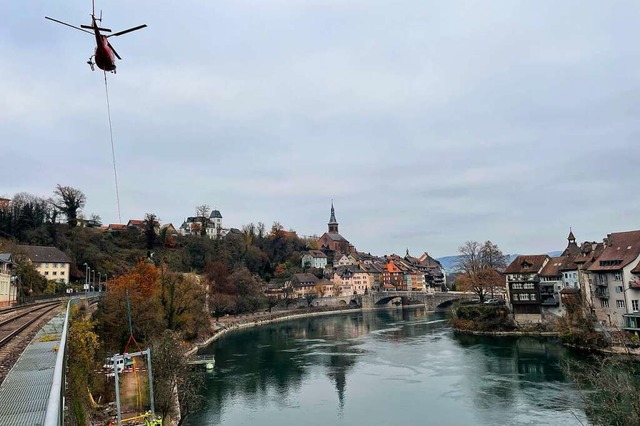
[188,308,586,426]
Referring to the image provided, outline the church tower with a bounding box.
[328,201,339,234]
[562,228,580,256]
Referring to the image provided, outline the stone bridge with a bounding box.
[360,291,475,311]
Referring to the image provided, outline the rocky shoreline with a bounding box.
[452,328,559,337]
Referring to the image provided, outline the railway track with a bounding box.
[0,302,61,349]
[0,302,63,384]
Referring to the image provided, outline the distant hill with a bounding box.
[437,250,562,273]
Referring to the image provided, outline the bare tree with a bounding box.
[480,240,509,271]
[564,355,640,426]
[455,241,483,275]
[195,205,210,237]
[53,185,86,227]
[151,330,203,425]
[455,240,507,302]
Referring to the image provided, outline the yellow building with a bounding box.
[17,245,72,285]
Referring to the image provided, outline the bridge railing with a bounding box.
[44,298,78,426]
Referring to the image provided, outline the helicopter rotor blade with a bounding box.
[108,42,122,60]
[45,16,94,35]
[81,24,112,32]
[107,24,147,37]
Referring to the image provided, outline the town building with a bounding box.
[0,254,17,307]
[331,265,374,296]
[16,245,72,285]
[318,202,355,255]
[586,230,640,328]
[179,209,229,239]
[160,223,179,237]
[381,260,404,291]
[504,255,550,323]
[404,251,446,289]
[301,250,328,269]
[289,273,319,297]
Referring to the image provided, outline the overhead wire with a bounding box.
[103,71,122,223]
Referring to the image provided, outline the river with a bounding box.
[187,307,589,426]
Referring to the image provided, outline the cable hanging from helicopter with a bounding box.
[45,2,147,223]
[45,1,146,73]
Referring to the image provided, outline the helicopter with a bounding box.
[45,2,146,73]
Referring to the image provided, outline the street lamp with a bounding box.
[98,272,102,292]
[83,263,89,292]
[10,275,21,305]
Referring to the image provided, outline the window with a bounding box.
[524,283,534,289]
[601,299,609,308]
[52,271,57,276]
[521,293,530,301]
[530,293,536,301]
[44,271,49,276]
[513,294,519,301]
[617,300,625,309]
[512,283,523,290]
[616,286,623,293]
[614,273,622,281]
[60,271,65,276]
[633,300,639,312]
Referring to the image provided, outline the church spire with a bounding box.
[562,227,580,256]
[328,200,339,234]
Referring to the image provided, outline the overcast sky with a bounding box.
[1,1,639,257]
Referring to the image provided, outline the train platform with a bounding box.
[0,307,67,425]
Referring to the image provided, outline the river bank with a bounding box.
[452,328,559,337]
[185,306,363,356]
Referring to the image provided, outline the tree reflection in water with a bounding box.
[188,308,586,426]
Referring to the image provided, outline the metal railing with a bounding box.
[44,298,78,426]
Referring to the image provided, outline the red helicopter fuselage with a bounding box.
[90,16,116,72]
[45,7,146,73]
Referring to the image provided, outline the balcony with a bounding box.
[629,280,640,289]
[540,296,559,306]
[595,288,609,299]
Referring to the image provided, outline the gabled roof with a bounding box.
[588,230,640,272]
[108,224,127,231]
[360,263,383,273]
[16,245,71,263]
[291,273,319,287]
[324,233,348,242]
[415,252,443,268]
[209,210,222,219]
[540,257,564,277]
[127,219,144,226]
[304,250,327,259]
[0,253,12,264]
[504,255,548,274]
[335,265,361,277]
[384,262,402,273]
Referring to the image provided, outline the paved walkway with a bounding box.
[0,308,66,425]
